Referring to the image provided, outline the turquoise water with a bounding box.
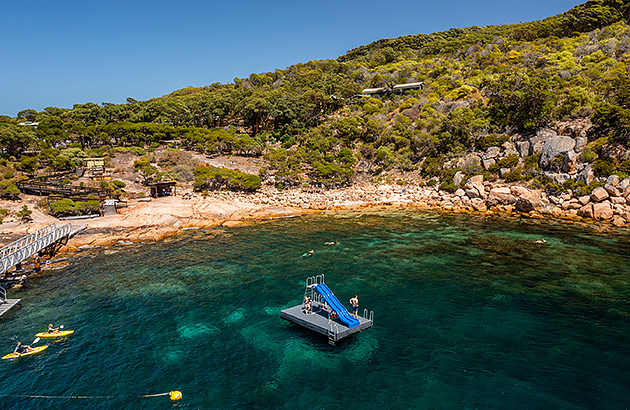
[1,211,629,409]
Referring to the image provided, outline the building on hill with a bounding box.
[361,87,390,95]
[18,121,39,127]
[362,82,423,96]
[392,82,424,93]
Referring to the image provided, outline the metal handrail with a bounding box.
[0,224,72,275]
[0,287,6,304]
[0,224,56,258]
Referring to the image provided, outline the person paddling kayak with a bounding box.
[14,341,35,354]
[47,324,61,334]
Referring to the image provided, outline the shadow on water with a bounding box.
[1,209,629,409]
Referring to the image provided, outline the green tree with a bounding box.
[487,71,553,131]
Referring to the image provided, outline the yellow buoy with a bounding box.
[170,391,183,401]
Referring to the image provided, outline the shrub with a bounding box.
[592,159,615,178]
[523,154,541,170]
[111,180,127,189]
[310,160,354,187]
[617,160,630,177]
[420,157,444,178]
[580,148,596,163]
[0,208,8,223]
[113,146,146,156]
[562,178,586,194]
[158,150,195,168]
[399,97,418,111]
[440,179,457,192]
[193,166,262,192]
[16,205,32,219]
[17,156,37,173]
[48,199,100,217]
[497,154,519,169]
[504,169,522,183]
[0,181,21,200]
[134,157,160,184]
[475,134,510,151]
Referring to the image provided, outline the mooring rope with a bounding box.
[0,391,181,401]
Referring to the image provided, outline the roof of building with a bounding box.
[392,82,424,90]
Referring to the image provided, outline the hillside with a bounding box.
[2,0,630,206]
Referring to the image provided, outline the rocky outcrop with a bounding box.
[456,155,482,170]
[465,175,486,199]
[540,136,576,167]
[516,141,530,157]
[575,136,588,153]
[483,147,500,160]
[562,150,578,174]
[578,204,594,219]
[576,165,595,184]
[591,187,609,203]
[530,128,556,156]
[487,187,517,206]
[592,201,613,220]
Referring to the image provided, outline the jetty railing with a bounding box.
[305,274,325,304]
[0,224,72,275]
[0,286,6,304]
[363,309,374,322]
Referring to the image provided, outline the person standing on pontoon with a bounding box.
[349,295,359,318]
[303,295,312,315]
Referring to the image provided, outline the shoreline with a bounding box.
[1,180,626,250]
[1,176,628,253]
[0,179,627,290]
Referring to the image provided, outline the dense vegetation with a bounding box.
[194,166,262,192]
[47,199,100,217]
[2,0,630,195]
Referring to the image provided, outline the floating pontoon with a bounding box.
[280,274,373,345]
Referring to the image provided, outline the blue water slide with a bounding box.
[313,283,360,328]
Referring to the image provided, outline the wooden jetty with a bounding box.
[281,275,374,344]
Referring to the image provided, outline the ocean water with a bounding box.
[1,210,629,409]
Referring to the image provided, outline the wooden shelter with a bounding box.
[149,182,176,198]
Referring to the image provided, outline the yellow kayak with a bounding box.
[35,330,75,338]
[2,345,48,359]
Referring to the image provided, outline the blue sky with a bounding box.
[0,0,582,116]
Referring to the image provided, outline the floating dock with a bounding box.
[0,299,20,317]
[281,274,374,344]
